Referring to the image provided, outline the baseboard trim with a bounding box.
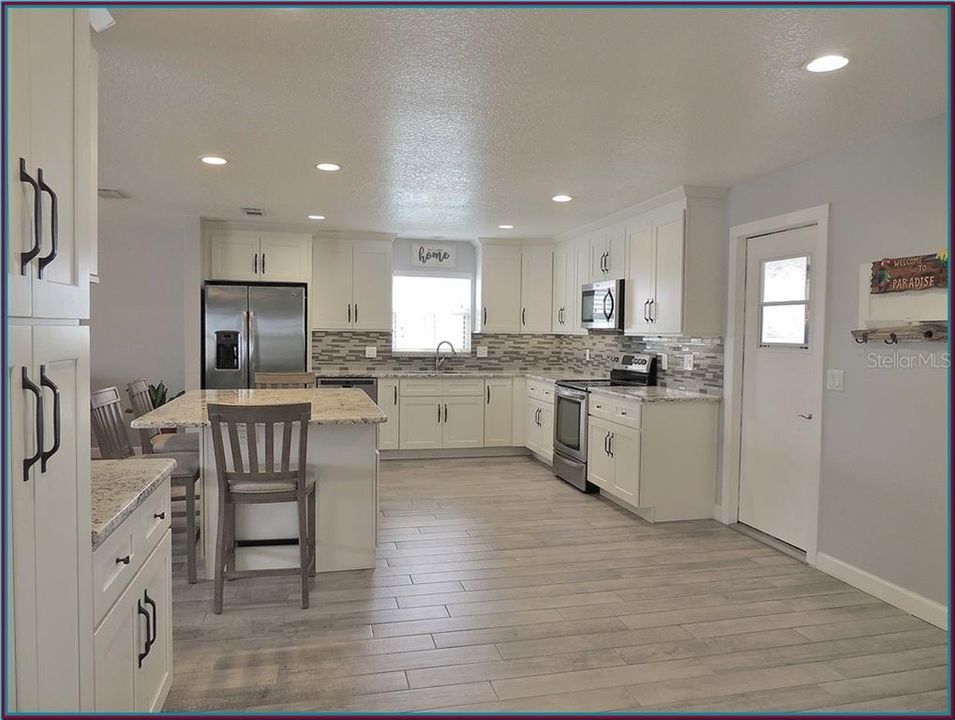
[380,447,531,461]
[815,552,948,630]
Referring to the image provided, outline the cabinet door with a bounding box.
[589,234,608,282]
[93,584,136,711]
[134,533,172,712]
[398,397,443,450]
[209,232,259,281]
[609,424,641,504]
[483,379,513,447]
[571,241,591,334]
[520,248,553,333]
[538,404,554,461]
[259,234,310,282]
[651,208,686,334]
[353,243,393,330]
[31,11,90,320]
[606,224,628,280]
[587,417,614,490]
[625,219,654,335]
[442,396,485,449]
[7,10,34,318]
[480,246,521,333]
[30,324,91,710]
[551,246,567,332]
[524,401,541,454]
[378,380,400,451]
[312,240,354,330]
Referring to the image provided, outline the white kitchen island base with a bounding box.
[200,423,379,579]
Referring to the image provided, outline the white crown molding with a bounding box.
[201,218,396,243]
[475,237,555,248]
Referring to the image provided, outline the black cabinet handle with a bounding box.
[483,307,487,326]
[144,589,158,650]
[261,253,266,275]
[487,386,490,405]
[437,403,441,424]
[444,403,448,423]
[604,431,610,455]
[522,308,526,326]
[116,555,131,565]
[253,253,258,275]
[648,299,655,323]
[393,385,398,405]
[21,368,43,482]
[153,511,166,520]
[36,171,57,278]
[137,598,151,667]
[643,299,650,323]
[354,304,358,323]
[18,159,42,275]
[609,432,614,458]
[347,304,351,323]
[39,365,60,472]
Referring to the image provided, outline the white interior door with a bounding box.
[739,224,826,551]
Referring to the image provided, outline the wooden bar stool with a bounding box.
[126,378,199,455]
[91,387,202,583]
[207,402,316,614]
[253,371,316,388]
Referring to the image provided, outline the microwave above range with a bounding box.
[581,279,625,332]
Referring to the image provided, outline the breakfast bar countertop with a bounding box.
[91,458,177,549]
[130,388,387,429]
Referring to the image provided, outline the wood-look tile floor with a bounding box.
[165,457,950,713]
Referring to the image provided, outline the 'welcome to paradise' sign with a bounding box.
[870,252,948,294]
[412,243,456,268]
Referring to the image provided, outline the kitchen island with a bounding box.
[131,388,386,579]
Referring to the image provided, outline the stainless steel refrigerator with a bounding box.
[202,283,307,389]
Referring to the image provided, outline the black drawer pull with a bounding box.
[154,511,166,520]
[116,555,131,565]
[137,599,151,667]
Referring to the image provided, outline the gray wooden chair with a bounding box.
[207,402,316,614]
[91,386,201,583]
[253,372,316,389]
[126,378,199,455]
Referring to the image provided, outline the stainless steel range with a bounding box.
[552,354,658,492]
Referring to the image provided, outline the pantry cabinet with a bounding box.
[312,239,393,331]
[589,224,627,282]
[209,232,311,283]
[483,379,514,446]
[8,9,94,320]
[477,245,522,332]
[377,379,400,450]
[520,248,553,333]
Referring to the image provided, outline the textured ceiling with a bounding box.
[95,7,947,240]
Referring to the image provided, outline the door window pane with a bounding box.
[761,303,808,346]
[762,256,808,302]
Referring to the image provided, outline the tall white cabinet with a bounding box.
[312,239,393,331]
[476,243,554,334]
[6,9,95,712]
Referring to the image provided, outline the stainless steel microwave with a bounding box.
[581,279,625,331]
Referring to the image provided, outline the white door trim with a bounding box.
[720,204,829,565]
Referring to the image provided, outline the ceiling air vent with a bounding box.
[241,207,267,217]
[97,188,129,200]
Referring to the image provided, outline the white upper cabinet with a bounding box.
[520,247,553,333]
[552,245,568,332]
[553,240,588,335]
[477,245,522,333]
[589,224,627,282]
[312,239,392,331]
[8,10,93,320]
[623,191,725,337]
[209,232,310,283]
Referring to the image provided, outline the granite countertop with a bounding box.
[588,386,721,403]
[91,458,176,549]
[130,388,386,429]
[314,369,561,381]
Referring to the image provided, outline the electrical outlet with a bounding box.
[585,349,591,361]
[683,354,694,371]
[476,346,489,358]
[826,369,845,391]
[364,346,377,359]
[659,353,668,370]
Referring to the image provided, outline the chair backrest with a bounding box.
[126,378,159,452]
[207,403,310,495]
[253,372,316,389]
[91,387,134,459]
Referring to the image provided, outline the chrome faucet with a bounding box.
[434,340,457,371]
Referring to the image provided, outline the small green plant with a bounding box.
[148,381,168,408]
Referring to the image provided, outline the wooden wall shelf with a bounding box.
[851,323,948,344]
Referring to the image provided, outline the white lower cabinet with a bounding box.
[398,395,443,449]
[93,486,173,712]
[524,381,554,462]
[398,380,485,450]
[483,379,514,446]
[587,416,640,504]
[377,379,399,450]
[442,396,485,449]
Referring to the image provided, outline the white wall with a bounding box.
[725,113,948,606]
[90,202,189,416]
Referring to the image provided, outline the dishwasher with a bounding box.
[316,376,378,403]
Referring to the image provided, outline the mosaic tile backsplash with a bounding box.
[313,332,723,395]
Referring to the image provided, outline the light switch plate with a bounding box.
[585,349,591,361]
[476,346,488,358]
[659,353,668,370]
[683,354,694,371]
[364,346,377,359]
[826,369,845,391]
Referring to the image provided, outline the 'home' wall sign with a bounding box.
[412,243,457,268]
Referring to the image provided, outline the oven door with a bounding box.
[554,387,588,462]
[580,282,617,330]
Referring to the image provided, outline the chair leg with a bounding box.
[308,488,317,577]
[297,495,310,609]
[213,492,228,614]
[185,478,197,584]
[225,502,236,579]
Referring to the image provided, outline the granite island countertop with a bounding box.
[130,388,387,430]
[588,386,721,403]
[91,458,176,549]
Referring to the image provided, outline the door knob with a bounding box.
[797,413,814,420]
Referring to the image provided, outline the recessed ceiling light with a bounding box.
[552,194,573,203]
[308,214,326,220]
[805,55,849,73]
[315,162,341,172]
[498,224,514,230]
[199,155,228,166]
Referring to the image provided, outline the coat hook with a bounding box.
[884,332,898,345]
[854,334,868,344]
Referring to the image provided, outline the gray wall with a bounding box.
[725,113,948,604]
